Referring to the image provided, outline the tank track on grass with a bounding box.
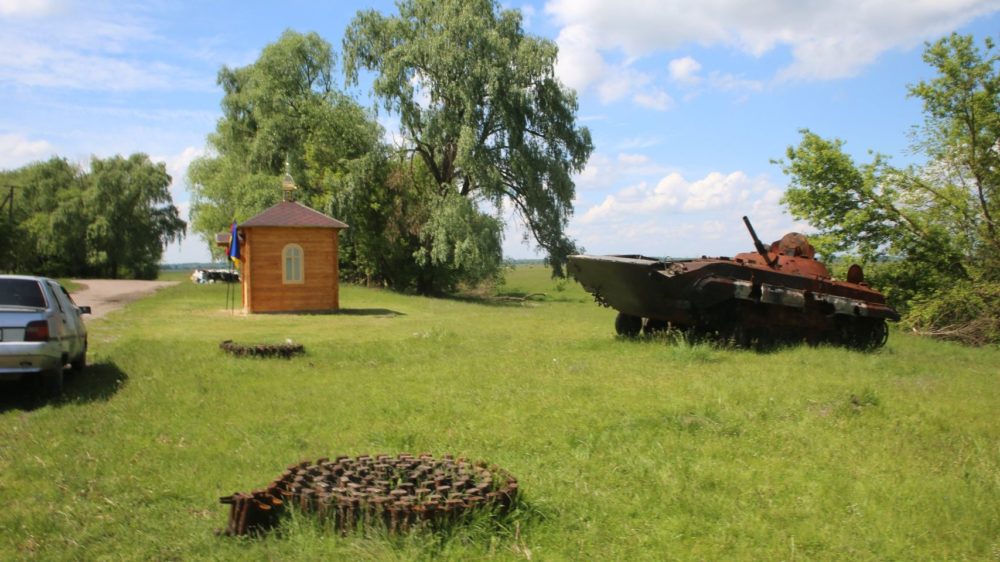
[219,340,305,358]
[218,453,519,536]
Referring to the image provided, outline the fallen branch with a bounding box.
[495,292,547,303]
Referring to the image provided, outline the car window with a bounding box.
[0,279,47,308]
[60,285,78,305]
[47,282,65,312]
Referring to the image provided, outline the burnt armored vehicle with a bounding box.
[568,216,899,349]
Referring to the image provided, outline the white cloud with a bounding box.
[633,89,673,111]
[0,0,60,17]
[616,136,663,150]
[520,4,536,27]
[0,133,55,169]
[575,151,673,191]
[701,220,726,240]
[546,0,1000,82]
[0,4,211,91]
[554,22,672,110]
[378,115,406,149]
[682,172,754,211]
[152,145,205,202]
[553,24,607,92]
[579,170,763,223]
[708,71,764,94]
[409,72,433,109]
[617,153,649,165]
[669,56,702,84]
[157,150,217,265]
[569,169,811,257]
[747,186,813,234]
[0,46,203,90]
[150,146,209,263]
[596,64,652,104]
[162,200,214,264]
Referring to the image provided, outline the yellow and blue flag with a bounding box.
[228,221,241,267]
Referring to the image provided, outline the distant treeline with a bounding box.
[0,154,185,279]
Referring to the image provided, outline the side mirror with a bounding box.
[78,306,92,314]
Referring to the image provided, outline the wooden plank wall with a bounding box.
[244,227,340,313]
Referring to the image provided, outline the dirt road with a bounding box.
[71,279,178,319]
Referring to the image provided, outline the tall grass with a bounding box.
[1,266,997,560]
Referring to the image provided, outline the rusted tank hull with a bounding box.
[568,254,899,349]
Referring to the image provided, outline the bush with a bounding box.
[903,281,1000,346]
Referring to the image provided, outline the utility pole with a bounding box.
[1,186,15,272]
[0,185,13,226]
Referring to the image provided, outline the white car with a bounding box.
[0,275,90,395]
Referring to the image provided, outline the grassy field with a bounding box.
[1,266,998,560]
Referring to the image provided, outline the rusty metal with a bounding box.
[218,453,518,536]
[219,340,304,358]
[568,216,899,349]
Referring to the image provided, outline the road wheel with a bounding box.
[615,312,642,337]
[39,369,64,397]
[867,319,889,349]
[722,323,751,348]
[845,318,889,350]
[643,318,669,335]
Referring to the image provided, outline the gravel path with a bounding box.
[70,279,178,319]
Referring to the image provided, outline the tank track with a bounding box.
[218,453,518,536]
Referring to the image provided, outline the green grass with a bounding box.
[2,265,998,560]
[55,278,82,292]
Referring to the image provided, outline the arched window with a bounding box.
[282,244,304,284]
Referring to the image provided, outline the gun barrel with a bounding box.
[742,216,776,268]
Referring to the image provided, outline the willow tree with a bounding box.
[86,154,186,279]
[343,0,593,276]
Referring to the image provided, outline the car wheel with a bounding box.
[71,351,86,372]
[39,368,64,397]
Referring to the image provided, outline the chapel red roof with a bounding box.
[241,201,348,229]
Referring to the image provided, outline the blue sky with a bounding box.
[1,0,998,263]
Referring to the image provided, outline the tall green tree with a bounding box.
[343,0,593,276]
[778,33,999,344]
[86,154,186,279]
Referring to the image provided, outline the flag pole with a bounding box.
[227,220,241,315]
[224,256,231,313]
